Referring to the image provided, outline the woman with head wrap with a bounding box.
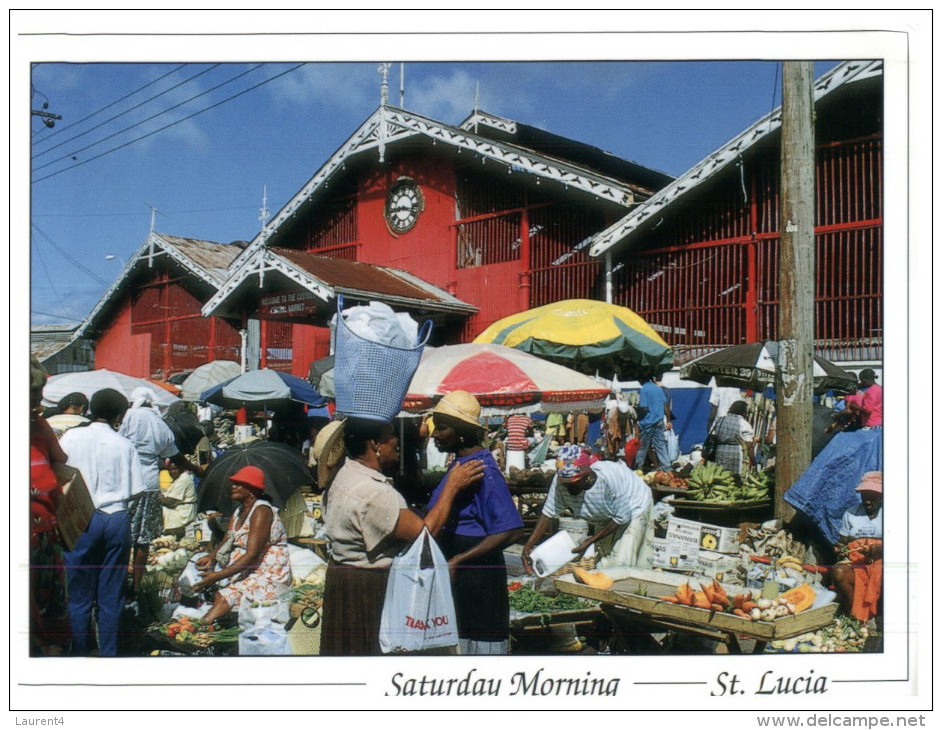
[522,444,654,573]
[425,391,525,655]
[119,386,203,596]
[832,471,883,622]
[29,356,71,655]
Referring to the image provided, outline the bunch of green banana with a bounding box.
[739,472,773,501]
[684,462,737,501]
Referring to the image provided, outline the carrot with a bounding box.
[700,582,717,605]
[733,593,747,610]
[659,596,680,603]
[733,608,749,618]
[692,591,712,609]
[742,601,758,612]
[710,602,725,612]
[675,583,694,606]
[711,579,728,605]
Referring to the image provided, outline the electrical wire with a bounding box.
[32,63,306,184]
[33,63,262,173]
[31,310,85,322]
[32,63,188,148]
[31,223,111,285]
[33,64,220,161]
[32,243,72,322]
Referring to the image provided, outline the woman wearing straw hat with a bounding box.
[318,416,485,656]
[194,465,292,625]
[426,391,525,655]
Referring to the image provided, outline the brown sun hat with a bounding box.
[430,390,482,429]
[312,419,346,489]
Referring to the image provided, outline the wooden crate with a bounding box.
[554,574,837,642]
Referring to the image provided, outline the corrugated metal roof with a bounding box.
[31,334,73,361]
[157,234,242,278]
[274,248,449,303]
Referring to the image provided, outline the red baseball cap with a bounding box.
[229,465,266,491]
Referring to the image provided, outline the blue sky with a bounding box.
[29,60,840,327]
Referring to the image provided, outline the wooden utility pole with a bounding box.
[775,61,816,521]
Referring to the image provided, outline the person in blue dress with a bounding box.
[426,391,525,655]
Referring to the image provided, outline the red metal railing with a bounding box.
[614,136,882,364]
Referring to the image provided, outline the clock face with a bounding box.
[385,179,423,233]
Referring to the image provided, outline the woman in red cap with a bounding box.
[194,465,292,623]
[832,471,883,622]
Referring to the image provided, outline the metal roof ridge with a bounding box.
[587,60,883,257]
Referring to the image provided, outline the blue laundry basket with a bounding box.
[333,295,432,422]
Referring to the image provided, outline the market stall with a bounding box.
[554,567,837,654]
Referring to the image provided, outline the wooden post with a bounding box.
[775,61,816,521]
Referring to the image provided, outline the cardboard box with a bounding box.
[666,515,740,555]
[696,550,743,583]
[650,536,699,571]
[53,463,95,551]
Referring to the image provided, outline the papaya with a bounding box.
[572,566,615,591]
[780,583,816,613]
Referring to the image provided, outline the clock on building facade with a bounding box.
[384,177,424,234]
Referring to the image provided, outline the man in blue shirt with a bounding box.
[635,370,671,471]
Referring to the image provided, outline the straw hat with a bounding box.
[312,419,346,489]
[430,390,482,429]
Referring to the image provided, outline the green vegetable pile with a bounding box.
[508,583,587,614]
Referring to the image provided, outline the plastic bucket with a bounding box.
[530,530,577,578]
[333,294,432,422]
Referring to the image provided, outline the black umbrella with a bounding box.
[196,440,314,520]
[680,341,859,395]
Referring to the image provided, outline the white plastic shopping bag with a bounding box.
[664,429,680,463]
[379,527,458,653]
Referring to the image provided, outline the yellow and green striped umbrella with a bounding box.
[474,299,673,378]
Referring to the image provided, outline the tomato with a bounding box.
[167,625,180,637]
[508,581,523,591]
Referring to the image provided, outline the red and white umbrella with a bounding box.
[403,343,610,416]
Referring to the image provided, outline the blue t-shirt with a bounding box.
[638,381,668,428]
[427,448,523,538]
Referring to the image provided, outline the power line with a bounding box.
[32,242,71,322]
[31,310,85,322]
[32,63,307,184]
[31,222,111,285]
[33,64,219,160]
[32,63,188,148]
[33,203,256,218]
[33,63,261,173]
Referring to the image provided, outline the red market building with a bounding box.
[588,60,884,368]
[79,233,245,380]
[203,99,673,377]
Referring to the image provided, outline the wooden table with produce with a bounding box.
[554,567,837,654]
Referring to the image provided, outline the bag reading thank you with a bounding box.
[379,527,458,653]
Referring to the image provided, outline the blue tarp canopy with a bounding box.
[784,430,883,545]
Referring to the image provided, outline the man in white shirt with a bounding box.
[708,381,742,428]
[59,388,146,656]
[522,445,654,573]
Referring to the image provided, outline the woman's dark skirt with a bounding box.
[437,532,510,643]
[320,559,389,656]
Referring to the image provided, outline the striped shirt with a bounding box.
[505,414,532,451]
[543,459,652,526]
